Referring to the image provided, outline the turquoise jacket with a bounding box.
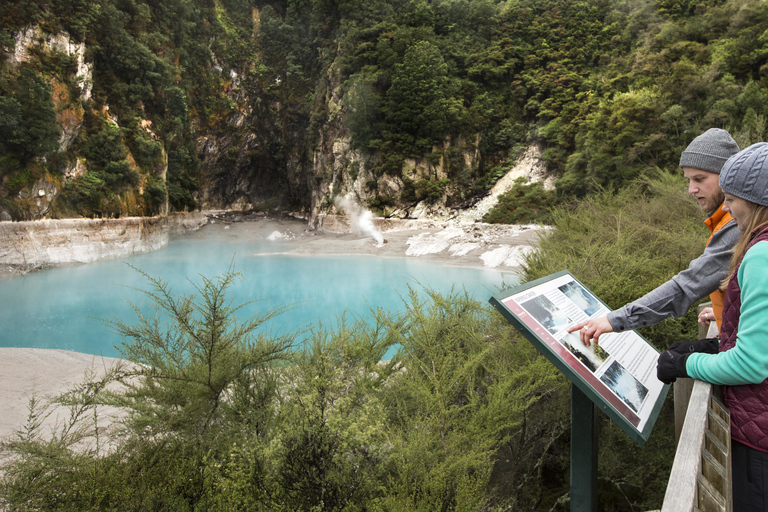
[687,240,768,384]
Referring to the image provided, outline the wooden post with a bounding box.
[571,383,598,512]
[662,380,710,512]
[674,378,694,443]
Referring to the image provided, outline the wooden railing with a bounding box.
[660,305,731,512]
[661,380,731,511]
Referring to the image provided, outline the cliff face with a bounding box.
[3,25,168,221]
[3,26,91,220]
[186,17,498,224]
[10,26,92,104]
[303,58,496,226]
[0,213,207,268]
[2,11,544,226]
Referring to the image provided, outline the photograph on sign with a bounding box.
[490,271,668,442]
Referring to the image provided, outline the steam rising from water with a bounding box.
[334,196,384,246]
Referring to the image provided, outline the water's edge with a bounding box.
[0,212,210,277]
[0,211,546,279]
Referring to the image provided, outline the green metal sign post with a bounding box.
[571,383,598,512]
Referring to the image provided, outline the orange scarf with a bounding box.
[704,204,733,328]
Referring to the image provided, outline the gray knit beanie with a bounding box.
[679,128,740,174]
[719,142,768,207]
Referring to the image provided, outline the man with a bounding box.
[571,128,740,346]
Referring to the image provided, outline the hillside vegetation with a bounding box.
[2,0,768,220]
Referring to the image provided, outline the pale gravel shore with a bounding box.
[281,222,544,270]
[201,212,546,272]
[0,348,125,442]
[0,215,546,442]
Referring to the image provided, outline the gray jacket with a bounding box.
[607,219,740,332]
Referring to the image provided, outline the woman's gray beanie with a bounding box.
[719,142,768,207]
[679,128,740,174]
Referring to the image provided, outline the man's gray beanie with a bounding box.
[679,128,740,174]
[719,142,768,207]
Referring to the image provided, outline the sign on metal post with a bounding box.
[489,270,670,511]
[571,383,597,511]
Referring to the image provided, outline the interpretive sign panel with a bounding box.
[490,270,669,446]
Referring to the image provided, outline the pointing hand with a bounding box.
[567,317,614,347]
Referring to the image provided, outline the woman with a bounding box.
[658,141,768,511]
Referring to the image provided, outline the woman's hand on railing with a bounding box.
[657,350,692,384]
[698,307,715,327]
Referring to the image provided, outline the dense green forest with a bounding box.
[2,0,768,220]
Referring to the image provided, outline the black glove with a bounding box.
[667,337,719,355]
[657,350,691,385]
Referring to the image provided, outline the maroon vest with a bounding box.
[720,229,768,452]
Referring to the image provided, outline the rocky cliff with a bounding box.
[2,24,169,221]
[0,213,207,270]
[2,11,549,226]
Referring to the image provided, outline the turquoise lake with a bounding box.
[0,223,517,359]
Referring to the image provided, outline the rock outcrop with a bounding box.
[3,18,552,228]
[3,25,166,221]
[11,25,92,158]
[454,144,551,223]
[11,26,92,103]
[0,213,208,269]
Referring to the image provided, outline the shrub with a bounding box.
[483,178,559,225]
[131,136,163,171]
[103,160,139,189]
[0,68,60,162]
[108,267,295,441]
[84,124,127,172]
[414,178,450,204]
[143,176,167,215]
[3,167,36,196]
[374,288,562,510]
[367,193,395,213]
[60,170,108,215]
